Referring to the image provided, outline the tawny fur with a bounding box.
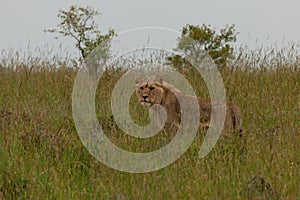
[135,76,242,136]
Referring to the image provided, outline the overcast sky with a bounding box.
[1,0,299,57]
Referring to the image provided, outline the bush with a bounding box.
[46,5,115,62]
[168,24,238,69]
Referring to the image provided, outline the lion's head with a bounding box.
[135,76,165,107]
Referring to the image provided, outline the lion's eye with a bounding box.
[150,87,155,91]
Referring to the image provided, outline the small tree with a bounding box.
[168,24,238,68]
[46,5,115,62]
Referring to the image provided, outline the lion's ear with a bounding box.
[135,77,144,86]
[154,75,163,85]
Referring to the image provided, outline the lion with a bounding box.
[135,76,242,136]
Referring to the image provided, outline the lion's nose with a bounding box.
[142,94,148,100]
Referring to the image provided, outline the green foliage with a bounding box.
[46,5,115,61]
[168,24,237,68]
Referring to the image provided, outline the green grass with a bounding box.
[0,46,299,199]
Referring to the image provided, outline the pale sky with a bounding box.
[1,0,299,58]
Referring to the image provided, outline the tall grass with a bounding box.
[0,44,299,199]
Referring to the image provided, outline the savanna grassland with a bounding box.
[0,46,299,199]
